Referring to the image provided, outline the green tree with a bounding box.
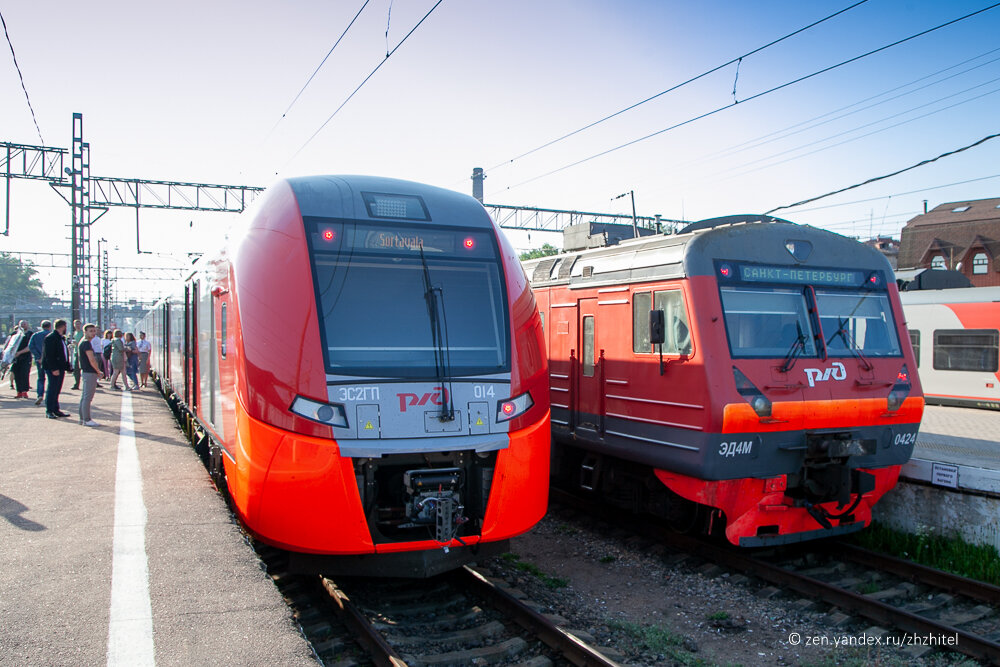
[0,252,47,300]
[519,243,560,261]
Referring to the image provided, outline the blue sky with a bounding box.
[3,0,1000,298]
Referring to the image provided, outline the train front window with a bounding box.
[720,287,816,358]
[815,290,901,357]
[307,219,509,378]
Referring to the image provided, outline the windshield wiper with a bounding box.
[827,318,873,371]
[780,322,807,373]
[420,245,455,421]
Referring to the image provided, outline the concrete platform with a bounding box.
[875,405,1000,551]
[904,405,1000,494]
[0,381,318,666]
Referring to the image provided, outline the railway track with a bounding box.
[551,487,1000,664]
[261,545,622,667]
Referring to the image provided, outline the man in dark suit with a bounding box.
[42,318,73,419]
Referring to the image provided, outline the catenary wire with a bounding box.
[1,9,44,145]
[678,47,1000,171]
[706,76,1000,184]
[285,0,444,167]
[483,0,870,174]
[765,131,1000,215]
[790,173,1000,214]
[268,0,371,136]
[496,1,1000,195]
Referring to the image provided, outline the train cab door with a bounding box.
[547,301,577,430]
[574,298,604,434]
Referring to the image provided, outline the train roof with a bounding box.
[523,219,893,289]
[286,175,493,229]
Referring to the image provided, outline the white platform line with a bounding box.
[106,391,155,666]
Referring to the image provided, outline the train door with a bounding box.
[198,278,218,428]
[547,299,577,430]
[186,283,196,409]
[575,298,603,433]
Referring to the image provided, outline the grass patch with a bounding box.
[554,522,578,535]
[500,553,569,589]
[851,522,1000,586]
[706,611,729,621]
[857,581,881,595]
[598,555,616,564]
[608,620,708,666]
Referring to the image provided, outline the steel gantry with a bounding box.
[1,112,264,324]
[483,203,678,234]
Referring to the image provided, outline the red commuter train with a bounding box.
[900,286,1000,410]
[524,216,923,546]
[139,175,550,576]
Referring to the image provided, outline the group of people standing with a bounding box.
[3,319,152,427]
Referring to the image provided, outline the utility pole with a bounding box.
[613,190,638,238]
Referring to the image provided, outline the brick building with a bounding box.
[897,197,1000,288]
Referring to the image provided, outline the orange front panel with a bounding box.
[656,466,901,545]
[230,399,373,554]
[480,410,551,542]
[721,396,924,433]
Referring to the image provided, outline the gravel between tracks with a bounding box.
[479,513,976,667]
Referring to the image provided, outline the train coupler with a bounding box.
[403,468,469,548]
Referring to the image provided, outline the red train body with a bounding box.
[140,175,550,576]
[524,217,923,546]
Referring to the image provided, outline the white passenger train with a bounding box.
[900,287,1000,410]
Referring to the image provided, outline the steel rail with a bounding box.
[550,487,1000,664]
[831,541,1000,605]
[320,576,408,667]
[458,565,621,667]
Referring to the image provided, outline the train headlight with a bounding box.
[497,392,534,422]
[733,366,772,418]
[290,396,349,428]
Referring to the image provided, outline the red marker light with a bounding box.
[322,229,336,242]
[719,264,731,278]
[463,237,475,249]
[501,401,515,415]
[897,371,908,382]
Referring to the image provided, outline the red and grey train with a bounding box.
[524,216,923,546]
[900,286,1000,410]
[139,175,550,576]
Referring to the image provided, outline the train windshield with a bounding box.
[720,287,818,358]
[307,219,509,378]
[816,290,901,357]
[720,285,901,359]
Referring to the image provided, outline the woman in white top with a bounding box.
[136,331,152,388]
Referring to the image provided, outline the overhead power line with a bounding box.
[286,0,445,167]
[1,10,44,145]
[500,1,1000,194]
[765,131,1000,215]
[273,0,371,129]
[486,0,870,173]
[789,173,1000,214]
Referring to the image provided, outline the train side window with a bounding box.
[582,316,595,377]
[633,292,652,353]
[220,302,227,359]
[654,290,691,355]
[908,330,920,368]
[933,329,999,372]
